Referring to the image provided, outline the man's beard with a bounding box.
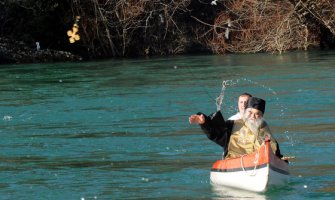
[243,114,264,135]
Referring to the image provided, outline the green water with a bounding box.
[1,51,334,199]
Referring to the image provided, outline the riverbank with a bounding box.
[0,37,82,65]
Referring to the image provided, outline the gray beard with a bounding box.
[243,115,263,135]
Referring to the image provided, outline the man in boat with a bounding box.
[189,97,284,159]
[228,92,252,120]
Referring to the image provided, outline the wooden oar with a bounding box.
[281,156,295,161]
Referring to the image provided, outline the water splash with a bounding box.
[215,77,286,114]
[214,78,293,148]
[215,79,246,111]
[215,80,229,111]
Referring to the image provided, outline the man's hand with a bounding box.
[189,114,205,125]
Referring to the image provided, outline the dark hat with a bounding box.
[246,97,266,114]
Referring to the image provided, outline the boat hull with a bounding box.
[210,140,289,192]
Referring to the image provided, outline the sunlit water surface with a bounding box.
[1,51,334,199]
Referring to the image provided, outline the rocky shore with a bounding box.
[0,37,82,65]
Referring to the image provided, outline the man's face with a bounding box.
[244,108,264,134]
[238,95,249,114]
[245,108,263,121]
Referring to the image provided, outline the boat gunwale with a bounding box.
[211,139,289,174]
[211,163,290,175]
[211,163,268,173]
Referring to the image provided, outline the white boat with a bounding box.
[210,139,289,192]
[211,185,267,199]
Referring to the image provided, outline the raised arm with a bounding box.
[189,111,233,151]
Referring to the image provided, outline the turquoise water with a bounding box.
[1,51,334,199]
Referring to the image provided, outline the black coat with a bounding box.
[198,111,284,159]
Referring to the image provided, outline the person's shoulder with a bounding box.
[261,120,269,128]
[228,113,240,120]
[232,118,243,125]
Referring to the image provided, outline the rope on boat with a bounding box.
[240,142,266,176]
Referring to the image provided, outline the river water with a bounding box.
[1,51,334,199]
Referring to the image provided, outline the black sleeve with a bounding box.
[275,142,284,159]
[198,111,234,150]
